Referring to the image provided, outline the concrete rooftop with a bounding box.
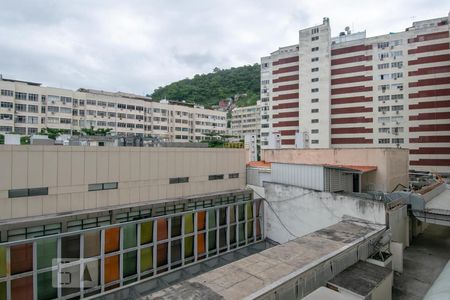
[140,220,385,299]
[426,184,450,211]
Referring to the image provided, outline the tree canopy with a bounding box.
[150,64,260,108]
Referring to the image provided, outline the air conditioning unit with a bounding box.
[396,121,400,125]
[395,100,398,103]
[382,100,386,103]
[382,111,386,114]
[396,111,399,114]
[382,122,385,125]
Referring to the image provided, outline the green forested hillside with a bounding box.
[150,64,260,108]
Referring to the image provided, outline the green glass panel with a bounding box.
[219,228,227,249]
[230,225,237,247]
[171,216,182,237]
[184,237,194,258]
[140,247,153,272]
[0,247,6,277]
[219,208,227,226]
[140,221,153,245]
[0,281,5,300]
[122,251,137,278]
[61,235,80,260]
[123,224,137,249]
[247,221,253,238]
[246,202,253,219]
[238,223,245,242]
[238,205,245,221]
[184,214,194,234]
[208,231,216,251]
[37,239,57,270]
[37,271,57,300]
[171,240,182,267]
[208,210,216,229]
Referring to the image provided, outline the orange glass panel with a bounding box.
[197,211,206,230]
[104,255,119,284]
[156,243,168,267]
[157,219,168,241]
[104,227,120,254]
[197,233,205,255]
[11,276,33,300]
[11,244,33,275]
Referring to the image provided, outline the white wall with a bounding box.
[264,182,386,243]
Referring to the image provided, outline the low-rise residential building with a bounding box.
[230,101,261,140]
[0,77,227,142]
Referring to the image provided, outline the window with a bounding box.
[378,117,390,124]
[28,105,38,113]
[311,36,319,41]
[378,63,389,69]
[311,67,319,72]
[229,173,239,179]
[391,94,404,100]
[61,97,72,103]
[311,88,319,93]
[378,95,390,101]
[311,27,319,34]
[311,119,319,123]
[391,61,403,68]
[108,102,116,108]
[392,105,404,111]
[15,104,27,112]
[378,106,390,112]
[311,108,319,113]
[169,177,189,184]
[392,138,404,144]
[60,118,71,124]
[28,94,38,101]
[97,101,107,107]
[47,95,60,102]
[1,102,13,108]
[311,129,319,134]
[311,98,319,103]
[378,52,389,60]
[311,57,319,62]
[209,174,224,181]
[86,100,96,106]
[60,107,72,114]
[126,105,135,110]
[391,50,403,57]
[0,114,12,120]
[9,187,48,198]
[88,182,118,191]
[311,140,319,144]
[379,128,390,133]
[377,42,389,49]
[27,116,38,124]
[1,90,14,97]
[391,72,403,80]
[311,47,319,52]
[15,92,27,100]
[311,78,319,82]
[48,106,59,113]
[378,138,390,144]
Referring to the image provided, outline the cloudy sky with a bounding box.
[0,0,446,95]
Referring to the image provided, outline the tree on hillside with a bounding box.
[151,64,260,108]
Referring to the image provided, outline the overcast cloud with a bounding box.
[0,0,446,95]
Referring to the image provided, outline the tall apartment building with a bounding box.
[230,101,261,140]
[261,13,450,173]
[0,77,227,142]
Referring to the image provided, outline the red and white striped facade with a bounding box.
[260,14,450,173]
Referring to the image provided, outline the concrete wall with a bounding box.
[0,145,245,220]
[262,148,409,193]
[264,182,386,243]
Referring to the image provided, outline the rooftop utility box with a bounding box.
[327,261,393,300]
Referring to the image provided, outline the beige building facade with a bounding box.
[0,78,227,142]
[230,101,261,140]
[0,145,246,221]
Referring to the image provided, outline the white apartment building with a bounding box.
[0,77,227,142]
[261,13,450,173]
[230,101,261,140]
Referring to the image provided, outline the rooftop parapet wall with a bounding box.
[262,148,409,193]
